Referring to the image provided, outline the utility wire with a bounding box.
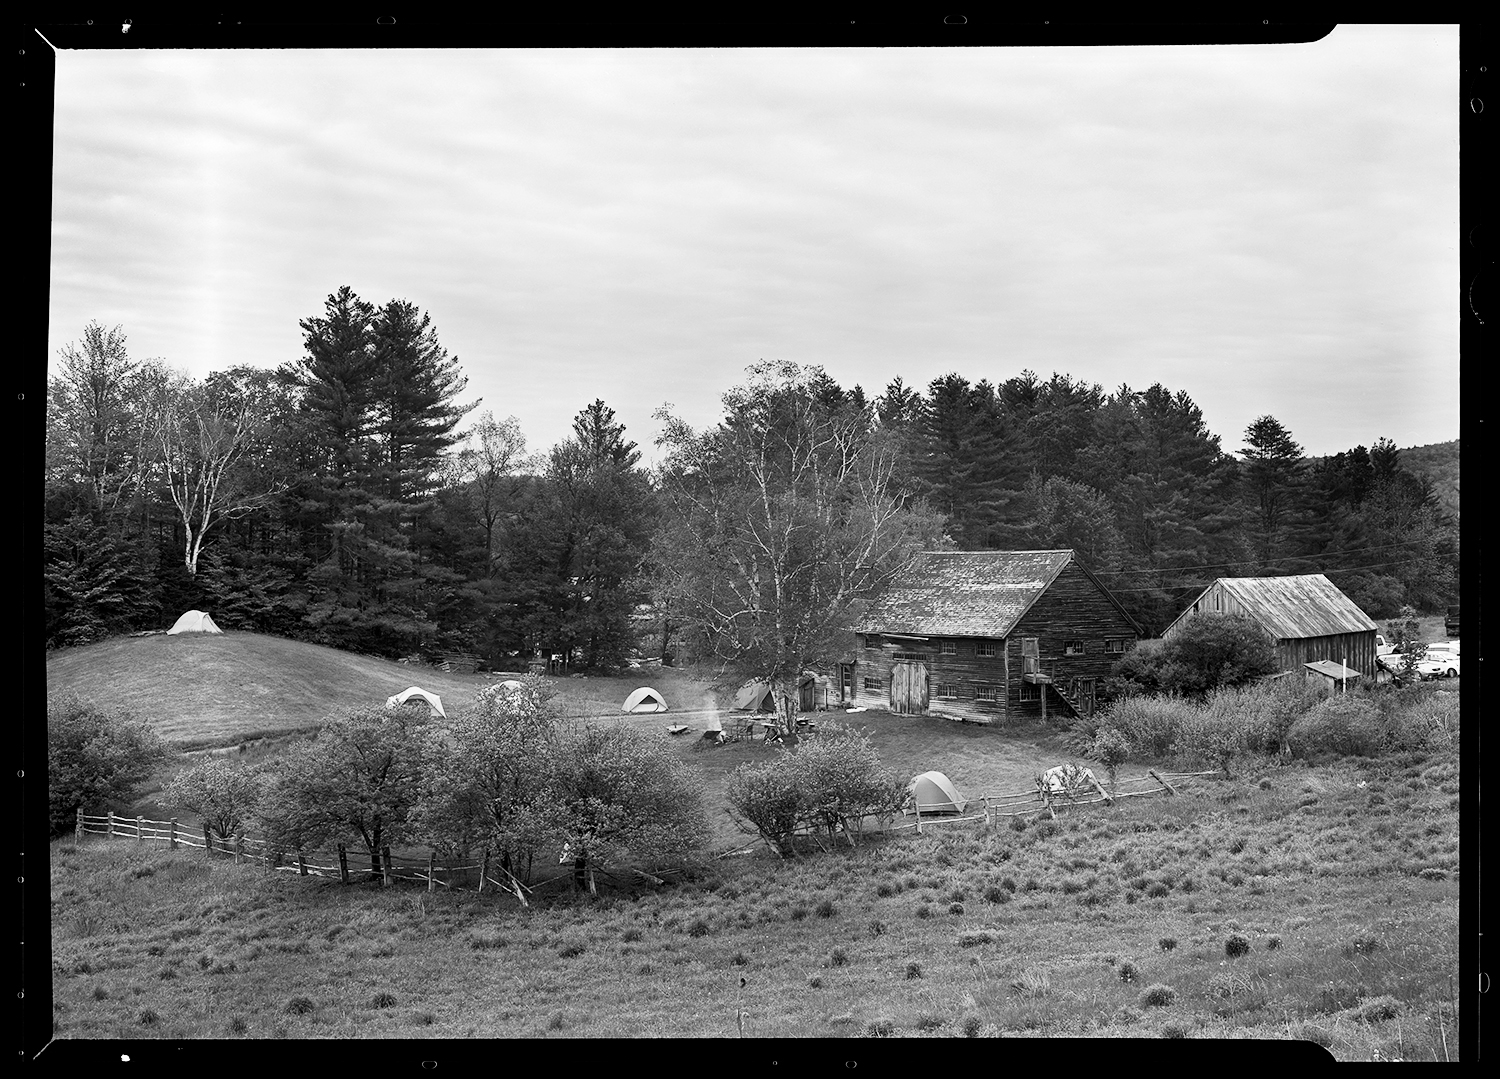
[1097,536,1447,578]
[1103,554,1448,593]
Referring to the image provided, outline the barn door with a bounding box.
[1075,677,1097,717]
[889,661,928,715]
[1021,637,1040,678]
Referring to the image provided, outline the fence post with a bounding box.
[75,808,83,849]
[169,818,178,849]
[136,815,144,845]
[427,852,436,893]
[478,849,488,895]
[294,849,306,876]
[382,846,393,888]
[338,844,349,885]
[234,835,244,864]
[107,810,116,838]
[203,823,213,857]
[914,797,922,835]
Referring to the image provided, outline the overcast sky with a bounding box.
[46,25,1459,464]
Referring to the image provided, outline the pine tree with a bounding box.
[1240,415,1307,569]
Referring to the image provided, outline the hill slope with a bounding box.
[45,632,504,747]
[45,632,730,748]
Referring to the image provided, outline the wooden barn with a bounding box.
[848,550,1142,724]
[1161,574,1379,678]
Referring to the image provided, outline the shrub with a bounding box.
[962,1014,983,1038]
[1224,933,1251,958]
[1266,935,1282,950]
[228,1016,248,1034]
[685,919,710,939]
[905,962,922,980]
[371,992,397,1009]
[1118,960,1139,983]
[867,1016,895,1037]
[1139,984,1176,1007]
[1178,709,1247,777]
[815,899,837,918]
[137,1008,160,1026]
[161,758,267,840]
[915,904,931,919]
[621,927,643,943]
[1286,696,1385,758]
[1159,1022,1188,1039]
[958,930,997,948]
[1097,696,1192,758]
[47,695,167,836]
[1206,679,1321,758]
[725,760,803,855]
[283,996,316,1016]
[827,947,848,967]
[1088,727,1132,785]
[1157,614,1279,697]
[948,902,965,915]
[1159,937,1177,952]
[808,975,823,988]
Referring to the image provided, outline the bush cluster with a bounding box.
[48,695,168,836]
[726,724,905,855]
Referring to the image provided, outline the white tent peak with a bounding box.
[908,771,966,814]
[733,681,775,712]
[622,687,668,713]
[167,610,222,635]
[386,686,446,717]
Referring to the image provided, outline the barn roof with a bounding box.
[1171,575,1378,639]
[854,550,1076,638]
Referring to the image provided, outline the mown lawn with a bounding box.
[50,728,1461,1054]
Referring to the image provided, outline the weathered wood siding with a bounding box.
[1277,632,1378,678]
[849,562,1138,724]
[1005,562,1140,722]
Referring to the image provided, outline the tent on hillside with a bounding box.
[167,610,222,635]
[733,681,776,712]
[386,687,446,718]
[621,687,668,713]
[908,771,966,815]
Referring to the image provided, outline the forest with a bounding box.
[44,287,1459,671]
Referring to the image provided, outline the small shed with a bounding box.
[1303,659,1362,694]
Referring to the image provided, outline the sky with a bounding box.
[45,25,1460,464]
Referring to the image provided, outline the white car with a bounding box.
[1415,655,1460,680]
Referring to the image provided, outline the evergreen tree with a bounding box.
[1240,415,1308,569]
[912,374,1026,548]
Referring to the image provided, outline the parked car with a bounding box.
[1375,634,1394,656]
[1415,654,1460,680]
[1445,605,1460,637]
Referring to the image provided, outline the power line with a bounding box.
[1103,554,1447,593]
[1098,536,1446,578]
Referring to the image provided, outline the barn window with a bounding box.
[865,634,880,648]
[974,684,998,702]
[976,640,997,657]
[940,639,957,655]
[892,651,923,661]
[863,677,883,691]
[1105,639,1127,654]
[1064,640,1084,656]
[935,683,959,699]
[1019,681,1040,702]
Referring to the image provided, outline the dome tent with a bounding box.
[733,681,776,712]
[386,687,446,718]
[621,687,668,713]
[167,610,223,635]
[908,771,966,815]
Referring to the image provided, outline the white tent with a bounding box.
[733,681,776,712]
[167,610,223,635]
[621,687,668,713]
[386,687,446,718]
[908,771,966,815]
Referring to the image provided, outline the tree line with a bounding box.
[46,291,1458,691]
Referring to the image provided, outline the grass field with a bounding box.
[47,630,1465,1050]
[49,736,1461,1051]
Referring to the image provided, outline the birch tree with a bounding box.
[654,362,945,737]
[152,366,286,575]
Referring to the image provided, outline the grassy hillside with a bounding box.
[44,632,726,749]
[49,721,1461,1051]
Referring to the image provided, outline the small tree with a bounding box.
[413,674,559,883]
[1087,727,1131,789]
[725,760,804,857]
[258,706,434,875]
[1156,614,1279,697]
[543,723,710,893]
[48,695,168,836]
[1384,605,1428,684]
[161,758,266,838]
